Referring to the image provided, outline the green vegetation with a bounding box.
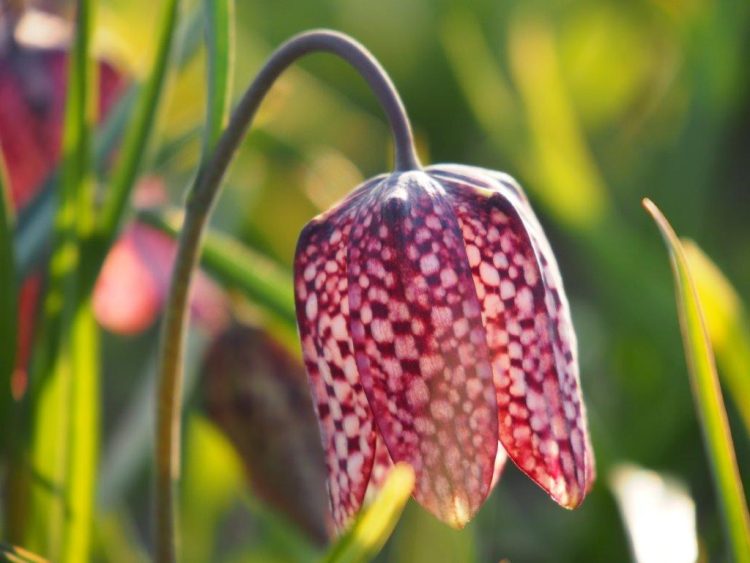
[0,0,748,561]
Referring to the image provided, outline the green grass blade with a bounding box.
[683,239,750,436]
[13,86,136,279]
[27,0,97,558]
[13,173,55,280]
[0,151,16,454]
[138,208,296,332]
[93,85,139,177]
[643,198,750,562]
[63,3,97,560]
[202,0,234,153]
[323,464,415,563]
[0,155,21,547]
[35,0,93,375]
[95,0,181,259]
[682,239,750,434]
[63,299,99,563]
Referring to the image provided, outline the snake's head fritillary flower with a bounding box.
[294,163,594,530]
[202,323,331,544]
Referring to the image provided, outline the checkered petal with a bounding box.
[294,178,383,530]
[347,171,499,528]
[431,164,594,508]
[363,434,394,503]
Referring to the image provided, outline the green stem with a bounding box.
[154,29,419,561]
[26,0,95,556]
[94,0,181,266]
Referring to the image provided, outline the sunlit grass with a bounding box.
[1,0,749,561]
[644,199,750,562]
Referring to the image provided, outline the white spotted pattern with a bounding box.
[347,172,499,527]
[294,177,384,530]
[294,163,594,532]
[431,164,594,508]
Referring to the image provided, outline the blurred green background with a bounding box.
[4,0,750,560]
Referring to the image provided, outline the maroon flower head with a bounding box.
[294,163,594,530]
[202,323,331,544]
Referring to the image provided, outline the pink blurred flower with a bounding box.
[0,38,123,208]
[0,18,226,381]
[93,202,229,336]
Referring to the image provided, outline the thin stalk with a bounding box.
[154,29,419,561]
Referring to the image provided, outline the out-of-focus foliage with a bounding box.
[644,199,750,561]
[323,464,414,563]
[0,541,48,562]
[684,240,750,436]
[202,323,330,544]
[0,152,15,454]
[1,0,749,560]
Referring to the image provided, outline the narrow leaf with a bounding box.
[65,4,98,561]
[202,0,234,153]
[13,86,137,280]
[683,239,750,436]
[138,208,296,332]
[63,299,99,563]
[29,0,97,559]
[323,464,415,563]
[643,198,750,562]
[32,0,94,373]
[95,0,181,262]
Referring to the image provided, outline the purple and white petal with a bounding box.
[347,171,499,527]
[294,179,382,529]
[433,165,594,508]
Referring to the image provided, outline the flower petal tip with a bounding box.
[445,495,473,529]
[547,456,595,510]
[553,487,585,511]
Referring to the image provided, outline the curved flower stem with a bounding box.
[155,29,419,562]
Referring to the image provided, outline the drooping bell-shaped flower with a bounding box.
[202,323,331,544]
[294,163,594,530]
